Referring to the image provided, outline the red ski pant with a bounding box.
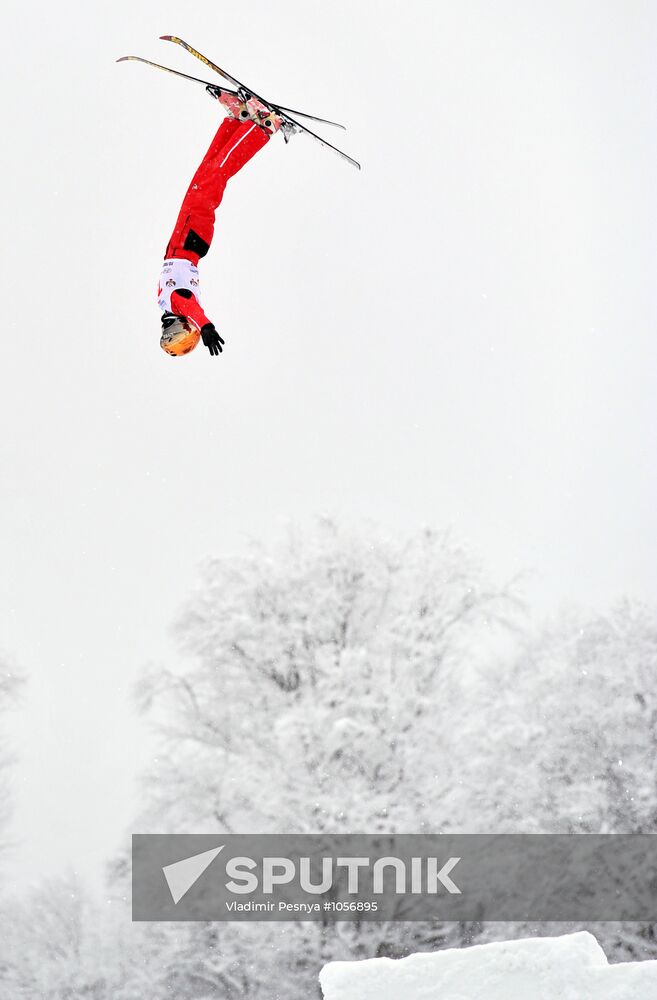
[165,118,269,264]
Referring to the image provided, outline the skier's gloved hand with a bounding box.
[201,323,224,357]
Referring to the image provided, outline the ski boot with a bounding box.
[245,95,284,134]
[208,85,293,138]
[208,85,252,122]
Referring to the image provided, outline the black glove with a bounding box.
[201,323,224,357]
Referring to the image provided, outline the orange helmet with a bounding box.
[160,313,200,357]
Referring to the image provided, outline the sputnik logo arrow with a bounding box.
[162,845,224,904]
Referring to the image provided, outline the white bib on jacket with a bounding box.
[157,259,202,313]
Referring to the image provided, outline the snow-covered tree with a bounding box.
[0,872,177,1000]
[131,521,521,996]
[460,601,657,962]
[0,874,105,1000]
[100,525,656,998]
[456,600,657,834]
[137,521,521,837]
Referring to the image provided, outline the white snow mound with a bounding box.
[319,932,657,1000]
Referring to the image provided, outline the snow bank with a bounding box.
[319,932,657,1000]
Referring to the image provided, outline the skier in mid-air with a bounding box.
[118,35,360,355]
[158,92,282,357]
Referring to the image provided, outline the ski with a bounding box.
[117,55,346,131]
[160,35,361,170]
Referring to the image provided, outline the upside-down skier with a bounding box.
[158,92,283,357]
[119,36,359,355]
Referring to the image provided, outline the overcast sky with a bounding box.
[2,0,656,892]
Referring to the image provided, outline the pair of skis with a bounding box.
[118,36,361,170]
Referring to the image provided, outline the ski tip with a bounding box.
[159,35,176,41]
[116,56,131,62]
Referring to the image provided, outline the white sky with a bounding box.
[1,0,656,891]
